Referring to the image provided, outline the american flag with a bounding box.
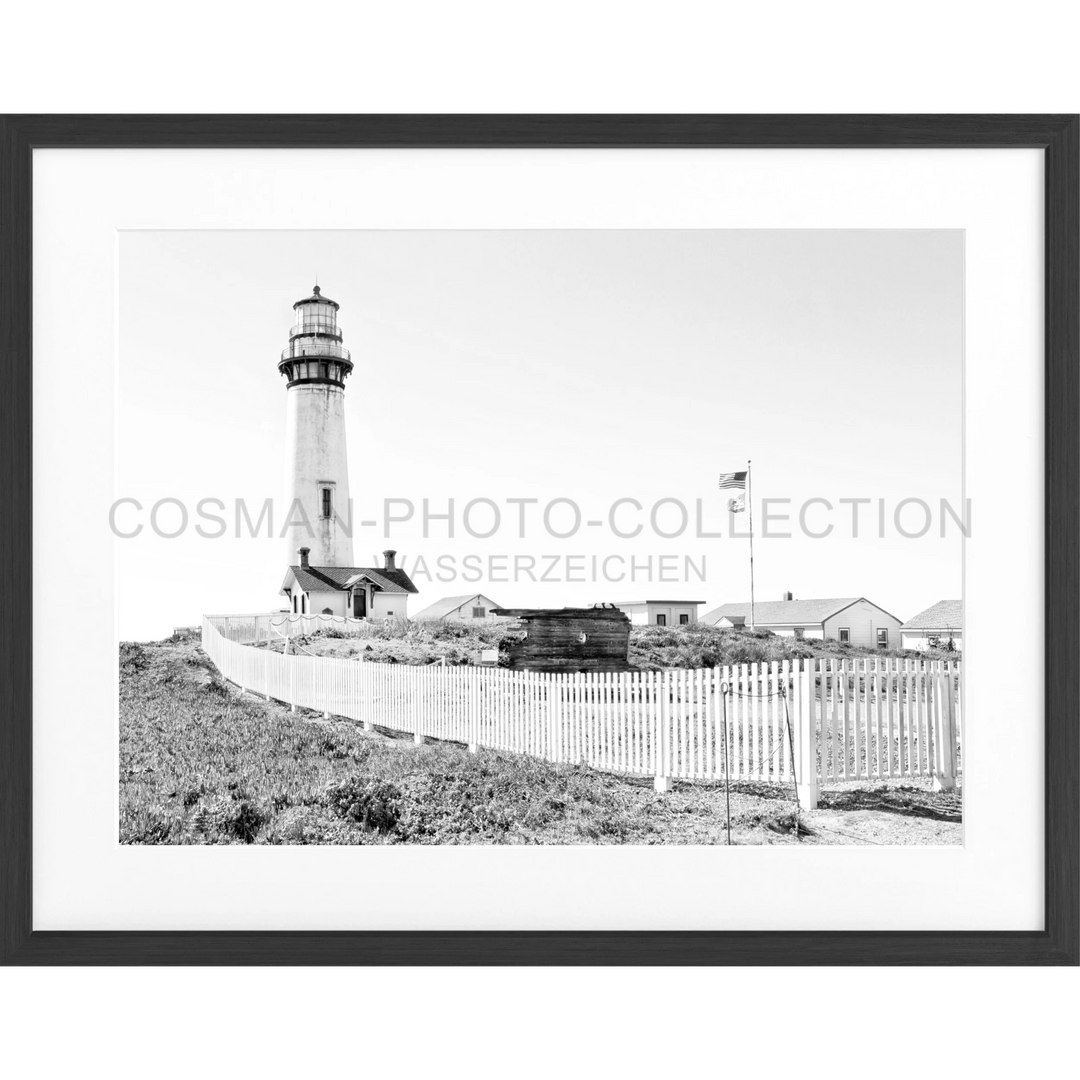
[717,471,747,491]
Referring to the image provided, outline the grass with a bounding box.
[120,637,669,845]
[626,622,958,669]
[257,618,960,669]
[120,635,961,846]
[253,616,510,667]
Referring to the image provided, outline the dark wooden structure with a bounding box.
[491,605,631,672]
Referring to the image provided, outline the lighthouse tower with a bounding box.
[279,285,354,567]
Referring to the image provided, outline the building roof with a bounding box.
[281,564,419,595]
[901,599,962,630]
[339,567,418,594]
[700,597,866,626]
[292,284,339,310]
[412,593,500,620]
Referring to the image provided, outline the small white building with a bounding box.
[280,548,418,620]
[700,595,904,649]
[611,599,706,627]
[412,593,503,622]
[900,599,962,651]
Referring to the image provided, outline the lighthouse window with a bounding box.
[319,362,328,380]
[321,488,332,519]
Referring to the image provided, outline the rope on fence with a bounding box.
[780,686,802,841]
[722,681,804,841]
[267,612,366,631]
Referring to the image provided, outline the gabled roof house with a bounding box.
[413,593,504,622]
[700,594,904,650]
[281,548,418,620]
[900,600,962,650]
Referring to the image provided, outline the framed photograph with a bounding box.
[1,115,1076,964]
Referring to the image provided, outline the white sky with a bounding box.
[117,229,962,641]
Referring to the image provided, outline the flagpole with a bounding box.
[747,458,755,631]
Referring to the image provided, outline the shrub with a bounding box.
[223,799,266,843]
[186,794,267,844]
[323,777,402,833]
[120,807,175,844]
[928,635,959,653]
[119,642,149,675]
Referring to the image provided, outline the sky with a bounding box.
[116,229,963,641]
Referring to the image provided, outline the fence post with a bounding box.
[321,655,329,719]
[547,673,559,762]
[362,659,373,731]
[654,670,672,792]
[954,659,963,759]
[468,667,479,753]
[413,665,426,745]
[795,660,819,810]
[933,660,957,791]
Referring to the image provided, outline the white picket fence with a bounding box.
[201,615,962,807]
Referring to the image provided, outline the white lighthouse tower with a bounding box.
[279,284,354,567]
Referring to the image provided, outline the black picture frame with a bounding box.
[1,115,1076,965]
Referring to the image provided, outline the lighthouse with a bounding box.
[279,284,354,567]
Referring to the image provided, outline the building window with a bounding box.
[877,628,889,648]
[794,627,805,639]
[321,487,332,519]
[656,614,667,626]
[838,628,850,643]
[319,362,328,380]
[679,614,690,625]
[472,607,486,619]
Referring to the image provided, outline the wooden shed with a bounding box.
[490,605,631,672]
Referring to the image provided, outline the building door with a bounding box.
[353,589,366,618]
